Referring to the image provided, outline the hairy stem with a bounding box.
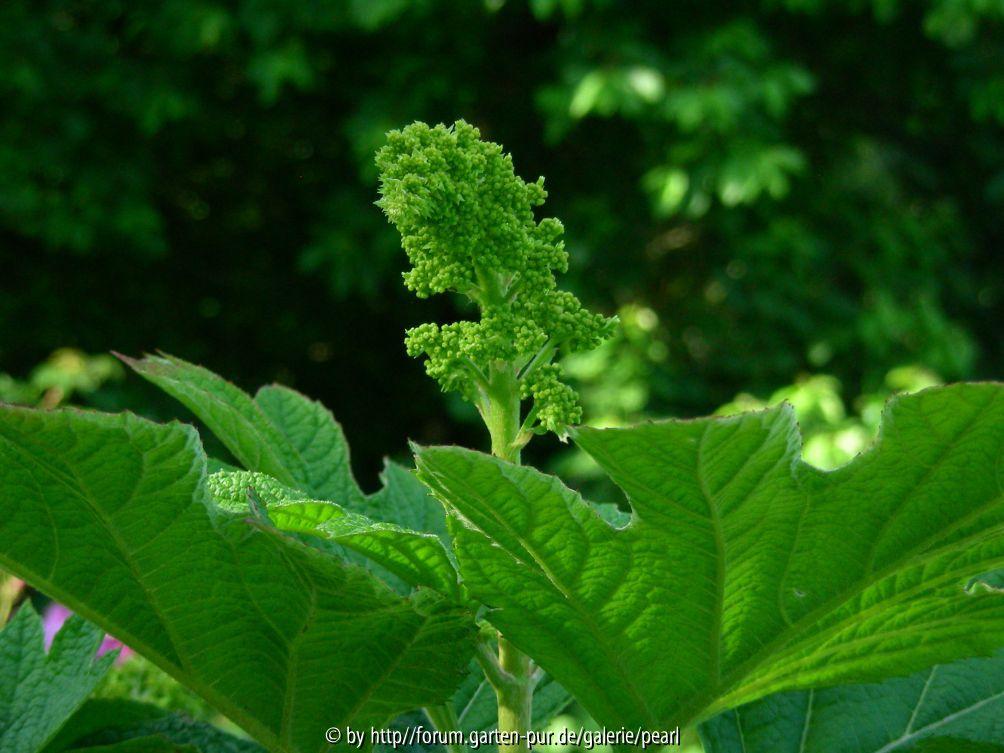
[475,636,511,691]
[497,636,533,753]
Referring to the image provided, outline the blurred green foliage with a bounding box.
[716,363,943,469]
[94,653,219,725]
[2,0,1001,477]
[0,348,123,408]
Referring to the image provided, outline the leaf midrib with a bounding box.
[703,534,1004,719]
[697,425,726,683]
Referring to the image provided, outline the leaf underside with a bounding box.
[700,648,1004,753]
[415,383,1004,731]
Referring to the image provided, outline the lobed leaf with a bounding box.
[0,406,474,753]
[121,353,364,506]
[414,384,1004,731]
[124,355,449,541]
[0,605,116,753]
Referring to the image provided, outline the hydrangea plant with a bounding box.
[377,120,615,444]
[1,121,1003,753]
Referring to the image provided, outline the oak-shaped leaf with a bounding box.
[415,384,1004,730]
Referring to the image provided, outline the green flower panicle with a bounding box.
[377,119,615,443]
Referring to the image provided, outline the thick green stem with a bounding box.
[479,362,533,753]
[497,635,533,753]
[480,364,522,464]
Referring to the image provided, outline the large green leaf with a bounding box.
[43,698,167,753]
[62,706,268,753]
[362,461,450,544]
[0,407,474,753]
[69,739,195,753]
[123,355,449,540]
[700,648,1004,753]
[0,605,116,753]
[914,741,1004,753]
[40,696,266,753]
[121,353,364,506]
[414,384,1004,731]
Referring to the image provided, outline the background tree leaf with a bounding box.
[0,406,474,753]
[414,384,1004,731]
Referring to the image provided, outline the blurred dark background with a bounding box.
[2,0,1002,488]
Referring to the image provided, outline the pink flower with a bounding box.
[42,602,134,664]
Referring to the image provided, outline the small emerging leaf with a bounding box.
[207,470,460,598]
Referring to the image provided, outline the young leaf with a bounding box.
[0,605,116,753]
[700,649,1004,753]
[206,469,460,597]
[414,384,1004,731]
[0,407,474,753]
[120,353,364,506]
[266,502,460,598]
